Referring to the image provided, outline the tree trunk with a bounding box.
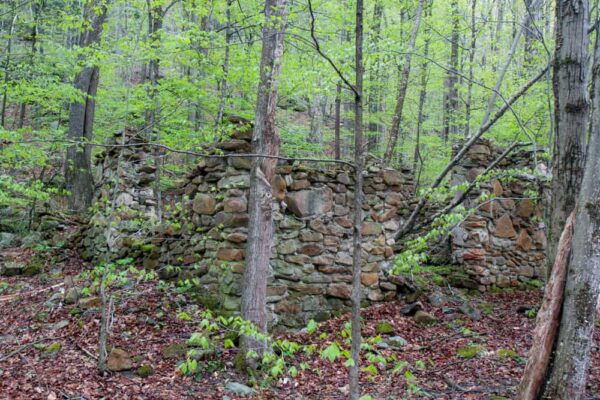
[308,91,323,144]
[334,82,342,160]
[382,0,426,166]
[465,0,477,138]
[442,0,460,143]
[349,0,364,397]
[15,1,41,130]
[366,0,384,152]
[216,0,233,127]
[65,0,109,212]
[523,0,538,67]
[145,0,168,222]
[492,0,505,65]
[542,13,600,397]
[516,211,575,400]
[547,0,589,272]
[240,0,288,361]
[1,4,18,128]
[413,2,431,190]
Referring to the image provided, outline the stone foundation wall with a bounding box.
[78,129,158,262]
[77,127,548,328]
[449,139,547,290]
[147,130,415,328]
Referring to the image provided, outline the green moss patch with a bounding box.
[457,345,484,359]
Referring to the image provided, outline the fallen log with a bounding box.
[516,210,576,400]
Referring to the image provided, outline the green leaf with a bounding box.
[320,342,341,363]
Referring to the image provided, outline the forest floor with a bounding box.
[0,247,599,400]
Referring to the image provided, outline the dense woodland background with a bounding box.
[0,0,599,399]
[0,0,554,192]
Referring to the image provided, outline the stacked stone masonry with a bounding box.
[449,139,547,290]
[150,129,415,329]
[78,128,158,262]
[78,127,548,328]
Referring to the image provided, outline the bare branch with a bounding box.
[4,139,356,168]
[307,0,358,97]
[395,66,548,239]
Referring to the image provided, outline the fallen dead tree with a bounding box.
[516,211,576,400]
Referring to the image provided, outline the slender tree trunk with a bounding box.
[216,0,233,127]
[240,0,288,361]
[547,0,590,272]
[65,0,109,211]
[523,0,537,66]
[465,0,477,138]
[308,90,323,144]
[366,0,384,152]
[145,1,167,222]
[382,0,426,166]
[16,1,42,130]
[492,0,505,67]
[1,4,18,128]
[442,0,460,143]
[334,82,342,160]
[349,0,364,397]
[413,3,431,189]
[542,12,600,397]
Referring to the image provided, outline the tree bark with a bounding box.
[523,0,538,66]
[65,0,109,211]
[413,2,432,190]
[547,0,590,273]
[349,0,364,397]
[216,0,233,127]
[14,1,41,130]
[516,211,576,400]
[334,82,342,160]
[542,14,600,397]
[240,0,288,361]
[366,0,384,152]
[442,0,460,143]
[382,0,426,166]
[1,3,18,128]
[308,90,323,144]
[465,0,477,138]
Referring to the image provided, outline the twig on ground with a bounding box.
[0,282,64,303]
[0,336,67,362]
[74,342,98,361]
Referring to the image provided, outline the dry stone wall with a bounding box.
[78,128,158,262]
[448,139,547,290]
[77,125,548,328]
[145,128,415,329]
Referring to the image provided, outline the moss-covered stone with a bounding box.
[496,348,520,361]
[22,260,43,276]
[414,310,437,325]
[44,342,62,353]
[161,342,189,359]
[136,364,154,378]
[375,321,394,334]
[194,293,221,310]
[457,345,484,359]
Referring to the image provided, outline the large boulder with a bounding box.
[107,348,133,371]
[285,187,333,218]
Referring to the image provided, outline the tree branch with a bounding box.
[307,0,358,97]
[395,66,548,240]
[4,139,356,168]
[409,141,532,233]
